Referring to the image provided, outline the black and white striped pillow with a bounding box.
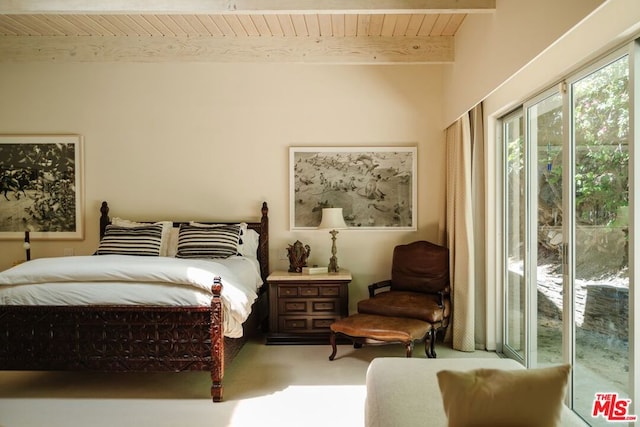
[175,223,241,259]
[96,223,164,256]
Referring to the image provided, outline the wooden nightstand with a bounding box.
[266,270,352,345]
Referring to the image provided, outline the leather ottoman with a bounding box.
[328,313,433,360]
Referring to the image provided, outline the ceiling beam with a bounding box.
[0,34,454,63]
[0,0,495,14]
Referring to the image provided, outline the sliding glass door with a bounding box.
[503,111,525,362]
[571,54,630,424]
[501,48,632,424]
[528,90,564,368]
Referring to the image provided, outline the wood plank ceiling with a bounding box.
[0,1,496,64]
[0,13,465,38]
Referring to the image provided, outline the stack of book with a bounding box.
[301,266,328,275]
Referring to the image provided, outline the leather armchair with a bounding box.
[357,240,451,357]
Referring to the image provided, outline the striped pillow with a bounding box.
[175,223,242,259]
[111,218,173,257]
[96,223,164,256]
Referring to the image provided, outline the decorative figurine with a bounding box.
[287,240,311,273]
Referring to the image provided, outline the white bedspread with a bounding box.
[0,255,263,338]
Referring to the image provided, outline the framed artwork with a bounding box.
[0,135,83,239]
[290,146,417,230]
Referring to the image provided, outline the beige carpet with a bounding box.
[0,338,498,427]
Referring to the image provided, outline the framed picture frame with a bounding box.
[290,146,417,230]
[0,134,84,240]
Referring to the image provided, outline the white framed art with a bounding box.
[0,134,84,239]
[290,146,417,230]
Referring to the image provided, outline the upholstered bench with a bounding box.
[328,313,433,360]
[365,358,588,427]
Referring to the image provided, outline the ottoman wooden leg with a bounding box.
[405,341,414,358]
[329,330,338,361]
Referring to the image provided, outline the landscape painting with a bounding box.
[0,135,83,239]
[290,146,416,230]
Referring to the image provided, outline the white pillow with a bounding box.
[110,217,172,257]
[239,228,260,259]
[166,226,180,257]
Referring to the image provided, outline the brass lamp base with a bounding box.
[328,229,340,272]
[328,256,339,273]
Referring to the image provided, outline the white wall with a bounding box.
[0,62,445,310]
[483,0,640,118]
[443,0,605,126]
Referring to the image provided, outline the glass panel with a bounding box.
[529,92,564,367]
[504,113,525,360]
[572,55,630,424]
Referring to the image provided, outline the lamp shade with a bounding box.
[318,208,347,230]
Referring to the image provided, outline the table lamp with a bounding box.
[318,208,347,272]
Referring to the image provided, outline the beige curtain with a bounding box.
[470,105,487,350]
[444,103,485,352]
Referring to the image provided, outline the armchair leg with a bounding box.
[425,329,437,358]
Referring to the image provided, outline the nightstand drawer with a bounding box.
[281,317,308,331]
[300,287,319,297]
[280,300,308,313]
[278,285,342,298]
[319,286,340,297]
[279,299,339,314]
[279,316,341,333]
[278,286,299,297]
[312,301,337,312]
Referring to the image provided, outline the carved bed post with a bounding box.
[210,278,224,402]
[259,201,269,283]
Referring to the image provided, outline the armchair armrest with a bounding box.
[368,280,392,298]
[436,285,451,308]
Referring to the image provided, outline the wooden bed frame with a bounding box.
[0,201,269,402]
